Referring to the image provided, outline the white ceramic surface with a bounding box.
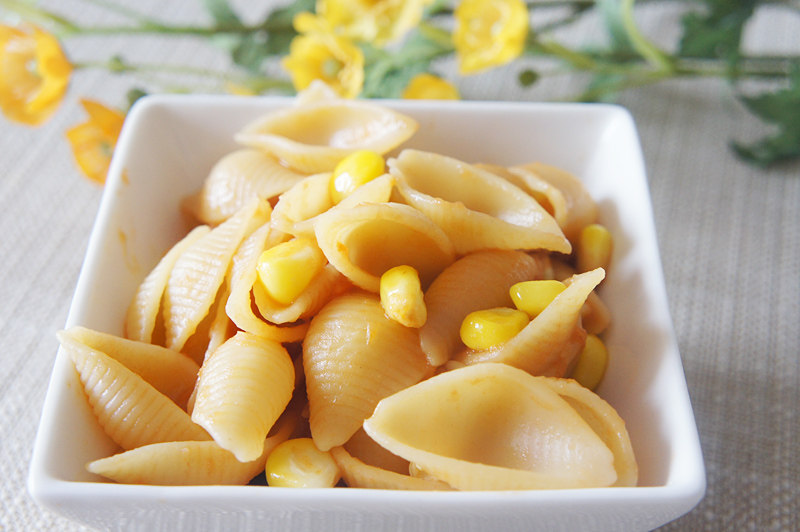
[28,95,705,531]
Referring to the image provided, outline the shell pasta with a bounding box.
[62,85,636,490]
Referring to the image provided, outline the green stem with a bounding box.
[578,69,673,100]
[675,56,797,79]
[577,55,794,100]
[526,0,596,7]
[73,56,294,92]
[586,48,797,78]
[530,40,601,71]
[619,0,674,72]
[74,58,231,79]
[59,20,290,37]
[534,4,595,34]
[0,0,81,33]
[0,0,292,39]
[427,0,599,17]
[418,21,456,53]
[77,0,163,26]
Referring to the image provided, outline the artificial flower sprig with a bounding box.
[1,0,798,184]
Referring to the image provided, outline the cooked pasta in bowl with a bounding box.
[29,87,705,531]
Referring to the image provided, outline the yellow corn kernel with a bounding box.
[380,265,427,328]
[459,307,529,350]
[571,334,609,390]
[256,238,326,305]
[329,150,385,204]
[509,279,566,318]
[577,223,613,272]
[265,437,341,488]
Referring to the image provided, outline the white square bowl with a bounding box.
[29,95,705,531]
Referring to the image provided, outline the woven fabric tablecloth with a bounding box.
[1,1,798,530]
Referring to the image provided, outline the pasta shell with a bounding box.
[330,446,451,490]
[540,377,638,487]
[192,332,295,462]
[180,283,229,365]
[314,202,456,292]
[343,427,409,475]
[582,290,612,335]
[363,363,617,490]
[332,173,395,210]
[478,163,570,236]
[163,199,269,352]
[516,162,597,244]
[226,220,282,331]
[548,257,610,334]
[253,264,350,324]
[303,292,432,451]
[235,99,418,174]
[225,221,314,337]
[295,79,340,105]
[63,338,210,450]
[59,327,198,409]
[270,173,334,238]
[276,173,397,239]
[89,441,258,485]
[419,250,552,367]
[459,268,605,377]
[125,225,210,344]
[389,150,570,254]
[184,149,307,226]
[204,283,237,358]
[87,404,297,485]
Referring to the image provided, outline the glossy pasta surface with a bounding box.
[63,87,637,491]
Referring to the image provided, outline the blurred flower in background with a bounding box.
[317,0,433,46]
[283,12,364,98]
[0,0,798,182]
[0,24,72,125]
[402,73,459,100]
[65,99,125,185]
[453,0,528,75]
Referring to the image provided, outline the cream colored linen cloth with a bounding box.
[1,1,797,531]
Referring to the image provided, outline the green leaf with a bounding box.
[424,0,451,17]
[201,0,244,28]
[231,33,272,72]
[126,88,149,109]
[203,0,313,74]
[732,63,800,167]
[262,0,315,28]
[597,0,635,54]
[579,72,627,102]
[360,30,453,98]
[201,0,263,73]
[679,0,757,67]
[597,0,673,71]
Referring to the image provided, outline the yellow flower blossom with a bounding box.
[0,24,72,126]
[282,13,364,99]
[402,73,460,100]
[65,99,125,185]
[453,0,529,75]
[317,0,432,46]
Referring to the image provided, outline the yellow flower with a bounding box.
[453,0,529,75]
[283,13,364,99]
[402,73,460,100]
[317,0,432,46]
[65,99,125,185]
[0,24,72,126]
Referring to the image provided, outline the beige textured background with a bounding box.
[1,1,798,530]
